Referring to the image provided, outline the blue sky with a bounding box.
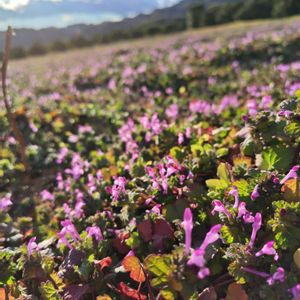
[0,0,180,30]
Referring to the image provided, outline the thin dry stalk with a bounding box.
[1,26,29,172]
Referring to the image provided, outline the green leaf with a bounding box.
[144,255,173,287]
[217,163,231,183]
[39,281,61,300]
[257,145,294,172]
[160,289,176,300]
[206,179,229,190]
[233,179,249,198]
[216,148,229,158]
[284,122,300,137]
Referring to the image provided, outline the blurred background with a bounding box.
[0,0,299,59]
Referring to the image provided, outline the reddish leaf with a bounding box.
[226,283,248,300]
[137,219,153,242]
[63,284,90,300]
[152,219,174,250]
[95,257,112,271]
[122,256,146,283]
[119,282,147,300]
[112,232,130,254]
[0,288,14,300]
[198,287,217,300]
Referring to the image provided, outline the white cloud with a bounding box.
[157,0,179,8]
[0,0,30,10]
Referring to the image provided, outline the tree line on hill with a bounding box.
[187,0,300,28]
[6,0,300,59]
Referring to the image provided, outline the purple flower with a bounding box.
[229,186,239,208]
[166,103,178,120]
[261,95,273,110]
[256,241,279,261]
[56,172,64,190]
[237,202,254,223]
[65,153,87,180]
[27,237,39,256]
[57,219,81,249]
[178,133,184,145]
[139,113,166,142]
[280,165,299,184]
[150,204,161,216]
[78,125,93,134]
[211,200,232,219]
[187,224,221,279]
[249,213,262,248]
[247,99,258,116]
[118,118,136,143]
[107,176,127,201]
[241,266,269,278]
[289,284,300,300]
[86,225,103,241]
[29,122,38,133]
[40,190,55,202]
[199,224,222,251]
[267,267,285,286]
[73,199,85,219]
[278,110,293,118]
[0,195,12,212]
[242,266,285,286]
[251,184,260,200]
[185,127,192,138]
[182,208,193,254]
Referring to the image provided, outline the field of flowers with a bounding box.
[1,18,300,300]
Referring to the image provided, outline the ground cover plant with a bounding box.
[0,19,300,300]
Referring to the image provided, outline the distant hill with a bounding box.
[0,0,234,49]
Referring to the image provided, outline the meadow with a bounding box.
[1,17,300,299]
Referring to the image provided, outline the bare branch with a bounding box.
[1,26,29,172]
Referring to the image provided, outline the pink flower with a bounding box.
[107,176,127,201]
[166,104,178,120]
[29,122,38,133]
[278,110,293,118]
[237,200,254,224]
[182,208,193,254]
[289,284,300,300]
[251,184,260,200]
[118,118,136,143]
[249,213,262,248]
[178,133,184,145]
[27,237,39,256]
[187,224,222,279]
[211,200,232,219]
[267,267,285,286]
[256,241,279,261]
[199,224,222,251]
[280,165,299,184]
[139,113,166,142]
[0,195,12,212]
[229,186,239,208]
[56,147,68,164]
[261,95,273,110]
[241,266,269,278]
[40,190,55,202]
[247,99,258,116]
[86,225,103,241]
[150,204,161,215]
[78,125,93,134]
[57,219,81,249]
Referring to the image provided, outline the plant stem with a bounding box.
[1,26,29,173]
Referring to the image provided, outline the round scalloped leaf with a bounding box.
[293,248,300,269]
[282,179,300,202]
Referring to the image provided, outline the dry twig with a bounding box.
[1,26,29,172]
